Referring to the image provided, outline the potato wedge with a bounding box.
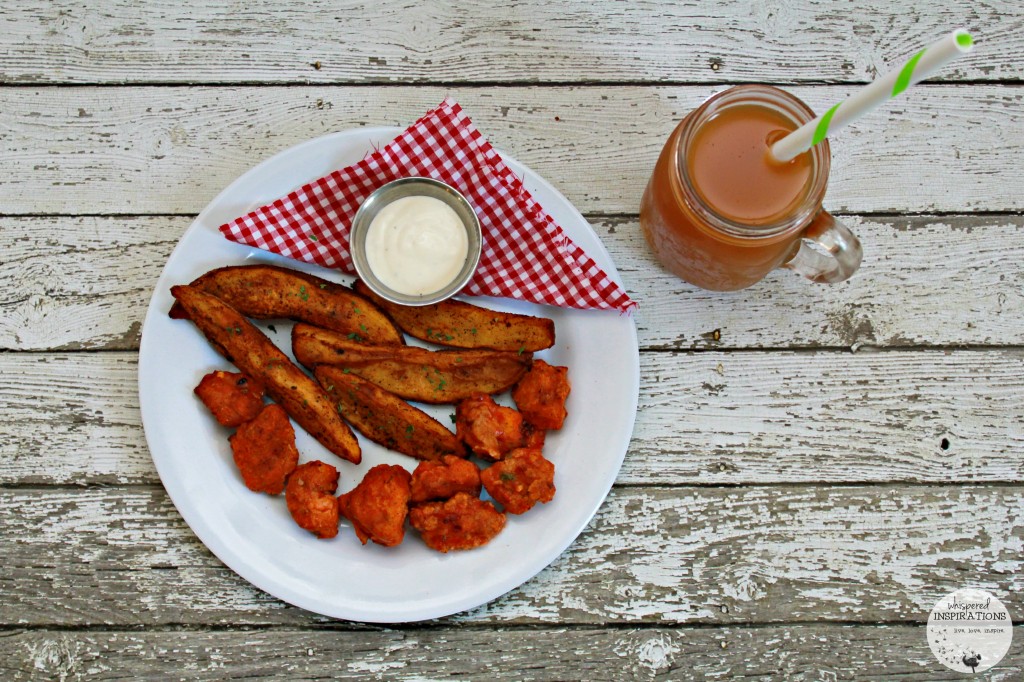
[353,279,554,351]
[293,323,531,404]
[316,366,466,461]
[170,264,403,345]
[171,285,361,464]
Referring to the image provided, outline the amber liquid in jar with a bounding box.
[641,94,820,291]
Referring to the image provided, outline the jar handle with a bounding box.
[782,210,863,283]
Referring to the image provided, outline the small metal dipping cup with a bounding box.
[350,177,483,306]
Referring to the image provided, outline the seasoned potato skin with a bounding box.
[316,366,466,461]
[409,493,506,553]
[171,285,361,463]
[170,264,403,345]
[337,464,412,547]
[294,323,531,404]
[286,460,341,539]
[354,279,554,351]
[194,370,266,427]
[410,455,482,503]
[228,404,299,495]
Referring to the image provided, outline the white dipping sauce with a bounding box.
[364,195,470,296]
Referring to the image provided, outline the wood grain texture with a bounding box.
[616,215,1024,350]
[0,216,179,351]
[3,626,1021,681]
[2,85,1021,216]
[1,485,1020,626]
[5,215,1021,352]
[2,350,1021,486]
[633,348,1024,485]
[1,1,1017,85]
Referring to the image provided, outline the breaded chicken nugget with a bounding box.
[337,464,412,547]
[511,360,570,430]
[286,461,340,539]
[228,404,299,495]
[522,421,546,450]
[410,455,482,503]
[455,394,527,461]
[409,493,506,553]
[194,370,266,427]
[480,447,555,514]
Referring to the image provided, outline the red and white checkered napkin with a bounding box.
[219,98,636,313]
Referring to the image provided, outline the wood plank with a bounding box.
[0,216,181,351]
[1,1,1017,85]
[633,348,1024,485]
[613,214,1024,350]
[0,353,144,486]
[0,485,1020,626]
[4,214,1022,352]
[2,85,1021,216]
[3,626,1019,681]
[2,350,1022,486]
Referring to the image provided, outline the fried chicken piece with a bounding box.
[511,360,570,430]
[409,492,506,553]
[228,404,299,495]
[480,447,555,514]
[455,393,529,461]
[337,464,412,547]
[522,421,546,450]
[286,461,340,539]
[410,455,482,504]
[194,370,266,427]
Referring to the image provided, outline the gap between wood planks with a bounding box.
[3,79,1023,88]
[5,621,1022,633]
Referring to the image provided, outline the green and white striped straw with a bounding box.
[770,29,975,163]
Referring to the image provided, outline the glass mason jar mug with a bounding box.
[639,85,862,292]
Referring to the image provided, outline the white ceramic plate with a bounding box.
[138,127,639,623]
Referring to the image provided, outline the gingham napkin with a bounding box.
[219,98,636,313]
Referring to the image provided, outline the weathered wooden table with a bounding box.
[2,2,1022,679]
